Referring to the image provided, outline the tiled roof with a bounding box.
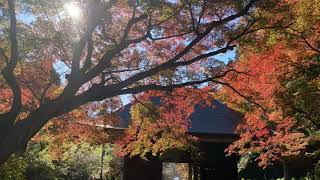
[188,100,242,134]
[114,98,242,135]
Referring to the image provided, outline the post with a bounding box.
[100,144,105,180]
[283,159,289,180]
[188,163,193,180]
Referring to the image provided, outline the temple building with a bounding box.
[107,99,243,180]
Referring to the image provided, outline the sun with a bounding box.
[64,2,81,19]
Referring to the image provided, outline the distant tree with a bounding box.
[0,137,115,180]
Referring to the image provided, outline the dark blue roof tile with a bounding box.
[114,99,242,135]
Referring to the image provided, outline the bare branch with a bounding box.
[211,79,269,117]
[229,22,294,44]
[149,30,192,41]
[197,0,206,27]
[120,13,148,45]
[174,45,236,67]
[101,25,118,45]
[104,68,140,74]
[289,28,320,53]
[127,30,150,44]
[150,3,186,27]
[70,25,96,76]
[83,31,149,84]
[188,1,198,34]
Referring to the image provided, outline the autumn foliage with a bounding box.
[0,0,319,170]
[115,88,213,158]
[220,41,318,167]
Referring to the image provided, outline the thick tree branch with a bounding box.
[81,36,94,73]
[70,24,97,77]
[60,1,106,99]
[54,69,244,112]
[0,0,21,121]
[113,69,250,96]
[81,12,149,84]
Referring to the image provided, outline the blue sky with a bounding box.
[214,49,236,63]
[17,13,35,24]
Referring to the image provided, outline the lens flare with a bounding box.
[64,2,81,19]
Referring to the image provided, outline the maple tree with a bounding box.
[218,0,320,178]
[221,46,316,178]
[1,0,289,164]
[0,0,306,163]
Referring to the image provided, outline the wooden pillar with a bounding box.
[100,144,105,180]
[283,160,289,180]
[188,163,193,180]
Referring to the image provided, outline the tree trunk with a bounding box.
[0,101,60,164]
[0,118,46,164]
[0,87,108,164]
